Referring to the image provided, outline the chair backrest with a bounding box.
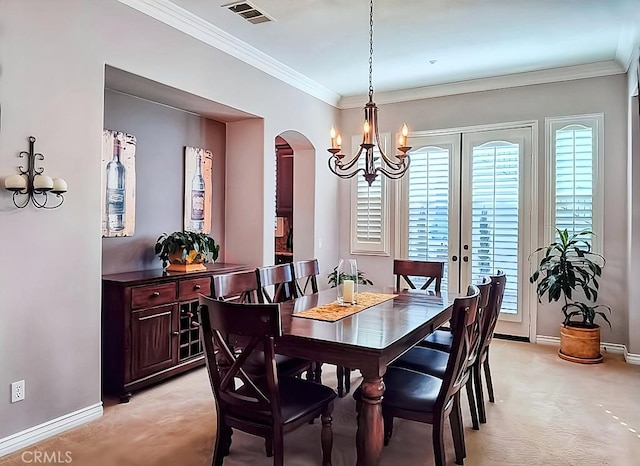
[292,259,319,295]
[256,263,298,303]
[212,270,261,303]
[464,277,491,371]
[393,259,444,293]
[437,284,480,409]
[198,296,283,425]
[478,271,507,357]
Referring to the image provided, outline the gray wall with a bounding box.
[102,90,226,275]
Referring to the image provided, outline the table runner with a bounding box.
[292,291,398,322]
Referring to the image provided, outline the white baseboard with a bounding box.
[536,335,640,365]
[0,402,103,458]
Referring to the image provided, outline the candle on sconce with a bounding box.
[336,134,342,148]
[4,174,27,191]
[330,126,337,149]
[33,174,53,191]
[52,178,68,193]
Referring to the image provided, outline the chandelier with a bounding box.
[328,0,411,186]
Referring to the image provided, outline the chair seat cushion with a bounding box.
[391,346,449,378]
[420,329,453,351]
[381,367,442,413]
[230,376,336,425]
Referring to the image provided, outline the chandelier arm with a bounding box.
[328,158,364,179]
[375,157,411,179]
[339,144,367,172]
[372,121,407,170]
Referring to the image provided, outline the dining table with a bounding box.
[274,287,456,466]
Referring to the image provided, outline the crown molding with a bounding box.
[339,61,626,109]
[117,0,341,107]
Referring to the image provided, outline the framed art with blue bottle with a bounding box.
[101,129,136,237]
[184,146,213,234]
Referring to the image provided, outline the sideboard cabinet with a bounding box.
[102,263,249,402]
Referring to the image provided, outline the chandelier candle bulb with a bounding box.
[330,127,337,149]
[4,174,27,191]
[33,174,53,191]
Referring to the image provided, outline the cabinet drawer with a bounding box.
[178,277,211,301]
[131,283,177,309]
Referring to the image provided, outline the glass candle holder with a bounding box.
[337,258,358,305]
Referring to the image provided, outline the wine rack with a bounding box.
[179,301,203,361]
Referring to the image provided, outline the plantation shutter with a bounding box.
[406,146,450,289]
[470,141,520,314]
[547,115,602,251]
[554,125,594,235]
[350,133,390,255]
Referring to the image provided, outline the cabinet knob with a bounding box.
[194,284,201,290]
[151,291,160,297]
[172,331,179,336]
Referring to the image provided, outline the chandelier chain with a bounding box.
[368,0,374,99]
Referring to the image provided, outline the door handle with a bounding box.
[463,256,469,262]
[452,255,458,262]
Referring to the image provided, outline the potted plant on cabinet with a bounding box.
[529,228,611,364]
[154,231,220,273]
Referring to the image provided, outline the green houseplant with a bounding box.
[155,231,220,272]
[327,266,374,288]
[529,228,611,363]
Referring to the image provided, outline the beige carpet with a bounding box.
[2,340,640,465]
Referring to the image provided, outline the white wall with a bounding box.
[338,75,629,345]
[0,0,339,442]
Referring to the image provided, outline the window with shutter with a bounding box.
[406,146,450,290]
[350,133,390,255]
[546,115,603,250]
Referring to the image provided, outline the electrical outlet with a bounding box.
[11,380,25,403]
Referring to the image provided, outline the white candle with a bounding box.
[343,279,355,303]
[52,178,67,193]
[4,174,27,191]
[33,174,53,191]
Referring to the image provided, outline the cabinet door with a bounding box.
[130,304,178,381]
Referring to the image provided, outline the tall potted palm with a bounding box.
[529,228,611,364]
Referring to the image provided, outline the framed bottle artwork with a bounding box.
[101,129,136,237]
[184,146,213,234]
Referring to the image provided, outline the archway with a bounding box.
[274,131,316,264]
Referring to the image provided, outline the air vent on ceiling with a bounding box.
[223,1,273,25]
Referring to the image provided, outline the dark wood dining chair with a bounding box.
[292,259,319,296]
[390,277,491,430]
[198,296,336,466]
[291,259,327,384]
[256,263,299,304]
[212,270,312,383]
[474,271,506,424]
[378,285,480,466]
[394,259,444,294]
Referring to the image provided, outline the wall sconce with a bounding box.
[4,136,67,209]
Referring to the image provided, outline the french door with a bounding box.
[401,126,534,338]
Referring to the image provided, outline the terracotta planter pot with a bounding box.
[558,324,603,364]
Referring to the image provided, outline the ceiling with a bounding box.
[130,0,639,105]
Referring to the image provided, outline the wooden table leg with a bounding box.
[356,372,385,466]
